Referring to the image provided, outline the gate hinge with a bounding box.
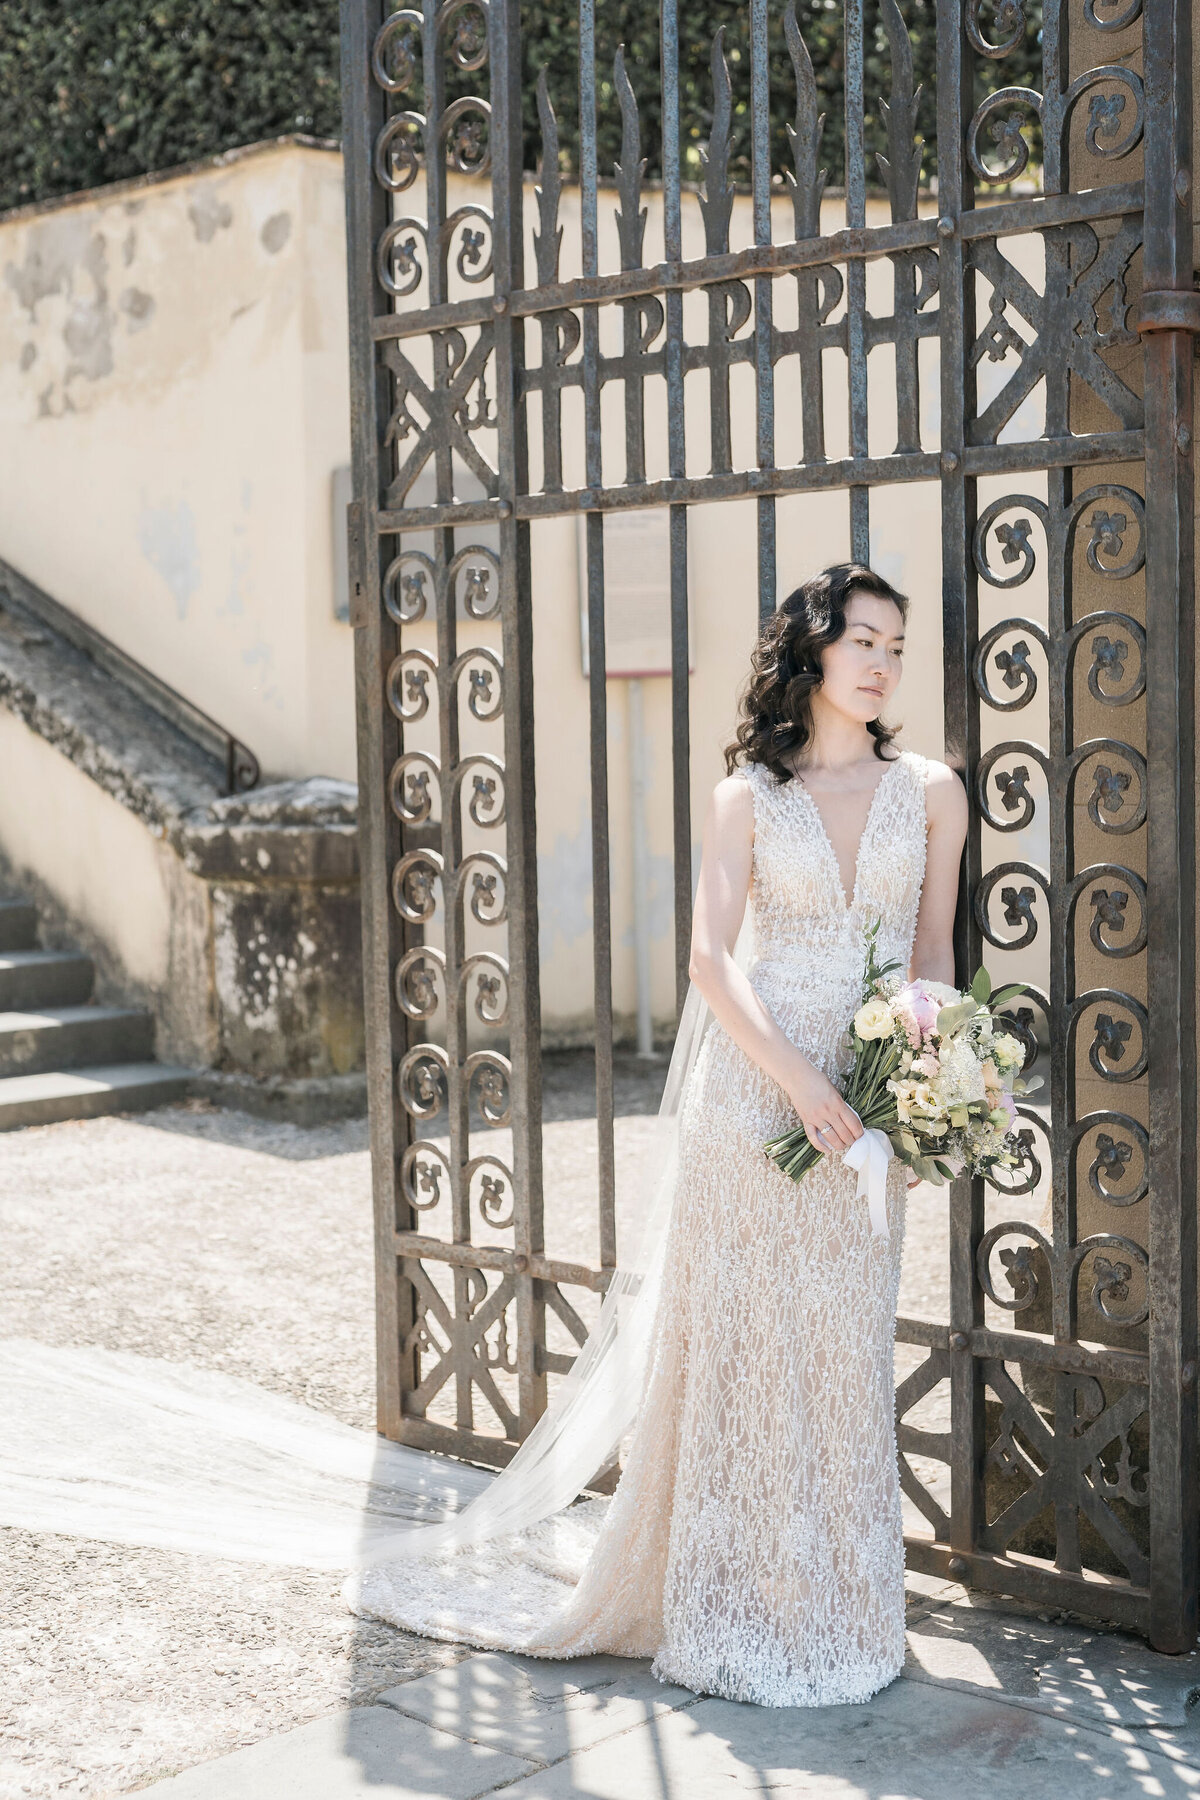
[1136,287,1200,334]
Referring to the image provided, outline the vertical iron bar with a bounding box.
[1043,0,1075,1577]
[1142,0,1198,1654]
[491,0,546,1438]
[1045,479,1077,1573]
[1046,483,1071,1351]
[579,0,616,1267]
[750,0,775,619]
[661,0,692,1023]
[421,0,473,1430]
[1039,0,1065,199]
[936,0,985,1567]
[340,0,413,1439]
[843,0,870,561]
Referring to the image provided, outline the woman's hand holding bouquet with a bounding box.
[781,1060,866,1155]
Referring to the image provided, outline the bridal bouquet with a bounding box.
[764,920,1040,1191]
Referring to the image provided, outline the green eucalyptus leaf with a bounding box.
[936,999,978,1037]
[970,966,992,1004]
[988,983,1029,1007]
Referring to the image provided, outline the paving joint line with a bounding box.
[450,1694,713,1795]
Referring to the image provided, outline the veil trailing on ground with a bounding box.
[0,925,752,1572]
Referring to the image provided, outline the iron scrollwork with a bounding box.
[1073,1112,1149,1208]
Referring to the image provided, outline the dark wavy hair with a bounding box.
[724,563,909,782]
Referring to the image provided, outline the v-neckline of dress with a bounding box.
[791,753,905,914]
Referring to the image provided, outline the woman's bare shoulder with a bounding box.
[705,768,757,837]
[711,768,756,812]
[919,755,959,787]
[920,757,968,828]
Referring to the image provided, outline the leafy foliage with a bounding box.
[0,1,341,212]
[0,1,1042,214]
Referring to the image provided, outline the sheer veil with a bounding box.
[0,922,753,1573]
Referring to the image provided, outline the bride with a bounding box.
[345,561,969,1709]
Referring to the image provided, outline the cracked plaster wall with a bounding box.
[0,139,355,787]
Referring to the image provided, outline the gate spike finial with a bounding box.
[698,26,736,255]
[533,66,563,286]
[876,0,925,222]
[783,1,828,240]
[613,46,648,271]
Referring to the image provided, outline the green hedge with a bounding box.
[0,2,1041,215]
[0,3,342,212]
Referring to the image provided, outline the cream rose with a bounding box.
[853,997,895,1041]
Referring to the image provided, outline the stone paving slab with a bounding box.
[378,1650,701,1764]
[498,1675,1199,1800]
[906,1590,1200,1727]
[138,1705,537,1799]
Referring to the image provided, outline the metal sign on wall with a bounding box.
[339,0,1198,1648]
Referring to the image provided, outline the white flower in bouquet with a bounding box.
[991,1032,1025,1074]
[853,997,895,1040]
[932,1036,987,1108]
[891,1083,912,1122]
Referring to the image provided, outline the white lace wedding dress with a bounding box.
[348,748,930,1708]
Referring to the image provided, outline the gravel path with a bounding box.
[0,1053,952,1799]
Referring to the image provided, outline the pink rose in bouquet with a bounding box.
[893,981,939,1048]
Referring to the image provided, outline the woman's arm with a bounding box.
[687,774,863,1151]
[909,760,969,986]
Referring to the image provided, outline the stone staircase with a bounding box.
[0,895,190,1129]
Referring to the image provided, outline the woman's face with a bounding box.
[815,591,906,724]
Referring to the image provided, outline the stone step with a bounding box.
[0,1063,191,1131]
[0,899,38,952]
[0,949,94,1010]
[0,1005,155,1078]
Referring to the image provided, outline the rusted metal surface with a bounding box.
[340,0,1196,1648]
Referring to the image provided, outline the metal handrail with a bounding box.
[0,555,259,795]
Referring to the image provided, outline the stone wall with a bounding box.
[0,577,363,1119]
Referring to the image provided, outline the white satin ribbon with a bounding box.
[841,1123,894,1239]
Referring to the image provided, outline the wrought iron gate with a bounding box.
[340,0,1198,1648]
